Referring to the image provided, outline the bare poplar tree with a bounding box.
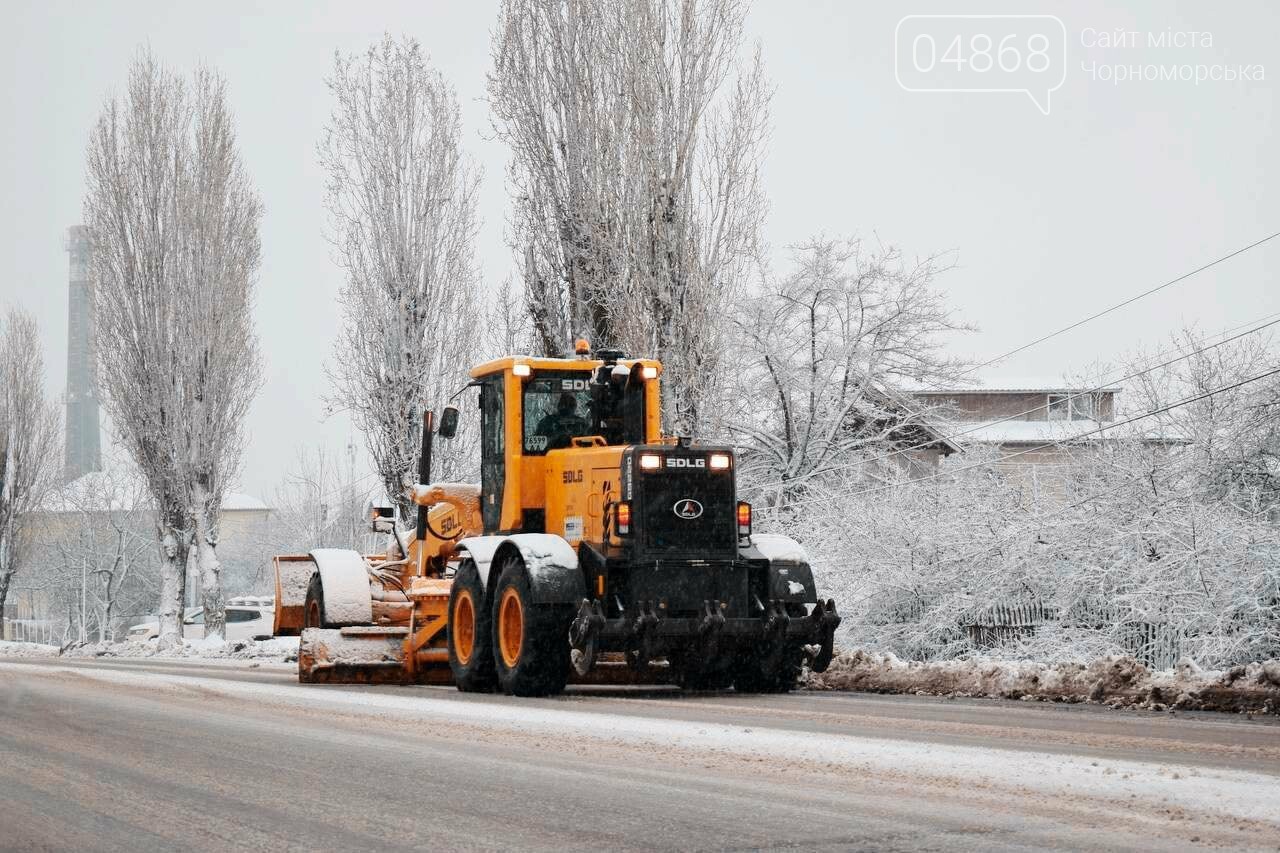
[489,0,771,433]
[85,52,262,645]
[321,35,483,521]
[173,69,263,639]
[0,308,60,626]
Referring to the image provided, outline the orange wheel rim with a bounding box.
[306,599,320,628]
[498,586,524,668]
[453,590,475,665]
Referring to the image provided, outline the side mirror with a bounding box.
[438,405,460,439]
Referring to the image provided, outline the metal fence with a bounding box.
[961,598,1185,670]
[1,619,58,646]
[871,591,1192,670]
[960,599,1057,649]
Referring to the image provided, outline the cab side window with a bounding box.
[480,378,505,532]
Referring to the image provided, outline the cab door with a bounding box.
[480,376,505,533]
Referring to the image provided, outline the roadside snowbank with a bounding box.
[0,640,60,658]
[807,648,1280,715]
[56,636,299,663]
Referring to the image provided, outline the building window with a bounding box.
[1048,393,1097,421]
[1071,393,1097,421]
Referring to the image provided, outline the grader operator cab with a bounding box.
[273,343,840,695]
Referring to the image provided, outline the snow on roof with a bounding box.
[901,375,1124,394]
[952,419,1187,446]
[920,387,1124,395]
[918,379,1123,395]
[222,492,270,511]
[40,469,148,514]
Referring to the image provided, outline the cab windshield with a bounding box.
[522,370,646,454]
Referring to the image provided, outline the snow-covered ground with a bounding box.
[7,637,1278,715]
[809,648,1280,714]
[4,658,1277,836]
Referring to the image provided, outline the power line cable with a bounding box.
[950,230,1280,381]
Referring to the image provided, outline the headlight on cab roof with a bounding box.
[709,453,731,470]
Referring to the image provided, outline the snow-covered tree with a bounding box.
[46,461,156,643]
[171,68,263,641]
[321,35,483,522]
[788,330,1280,669]
[1124,326,1280,515]
[489,0,770,434]
[85,51,262,645]
[732,237,972,503]
[0,308,60,628]
[486,275,535,359]
[266,447,376,556]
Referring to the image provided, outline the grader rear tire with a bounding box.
[299,576,331,684]
[492,557,570,697]
[448,560,496,693]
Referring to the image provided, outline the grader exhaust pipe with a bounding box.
[415,410,434,542]
[414,405,460,542]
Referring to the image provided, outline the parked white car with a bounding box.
[127,598,275,644]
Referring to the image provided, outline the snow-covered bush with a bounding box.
[747,331,1280,670]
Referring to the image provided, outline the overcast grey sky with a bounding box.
[2,0,1276,500]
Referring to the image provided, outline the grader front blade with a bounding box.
[290,572,454,685]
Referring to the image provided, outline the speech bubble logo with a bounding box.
[895,15,1067,115]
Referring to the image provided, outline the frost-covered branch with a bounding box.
[780,331,1280,669]
[732,237,972,501]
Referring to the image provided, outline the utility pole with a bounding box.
[80,554,87,644]
[347,434,357,548]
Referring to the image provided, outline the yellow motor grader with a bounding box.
[273,343,839,695]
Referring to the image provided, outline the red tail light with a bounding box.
[616,501,632,536]
[737,501,752,536]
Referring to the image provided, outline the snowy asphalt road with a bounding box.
[1,658,1278,852]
